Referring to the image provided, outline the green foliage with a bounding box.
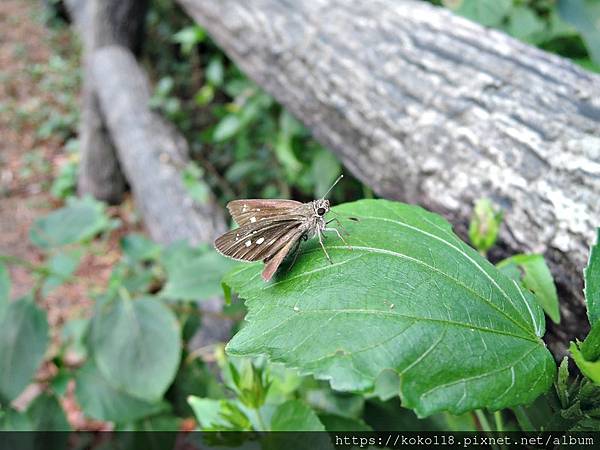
[581,321,600,363]
[441,0,600,71]
[497,254,560,324]
[50,139,79,200]
[159,242,239,301]
[570,341,600,385]
[444,0,513,27]
[74,361,167,422]
[29,196,114,249]
[558,0,600,65]
[144,3,363,205]
[585,229,600,325]
[26,392,70,431]
[0,297,49,405]
[90,295,182,400]
[224,199,555,417]
[270,400,325,431]
[469,198,503,254]
[569,231,600,381]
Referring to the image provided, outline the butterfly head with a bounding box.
[314,199,330,217]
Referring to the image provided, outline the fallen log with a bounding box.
[177,0,600,356]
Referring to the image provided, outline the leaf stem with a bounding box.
[493,410,504,432]
[475,409,492,432]
[512,406,535,431]
[475,410,499,450]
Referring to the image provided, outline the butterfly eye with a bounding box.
[317,207,326,216]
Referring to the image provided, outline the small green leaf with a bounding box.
[26,392,70,431]
[90,296,181,400]
[206,57,224,87]
[120,234,161,263]
[195,84,214,106]
[497,254,560,324]
[585,229,600,326]
[172,26,205,55]
[29,196,111,249]
[0,297,49,404]
[225,200,554,417]
[556,357,569,409]
[581,321,600,362]
[188,397,226,429]
[506,6,546,43]
[311,148,341,199]
[469,198,503,254]
[182,163,210,204]
[213,115,242,142]
[444,0,513,27]
[274,111,303,176]
[75,361,166,422]
[570,341,600,385]
[41,250,81,297]
[161,250,239,301]
[270,400,325,431]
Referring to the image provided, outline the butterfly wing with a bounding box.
[226,199,303,227]
[214,219,305,263]
[262,238,300,281]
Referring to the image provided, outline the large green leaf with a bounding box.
[585,229,600,326]
[160,247,239,301]
[0,297,49,404]
[75,361,166,422]
[90,296,181,400]
[225,200,555,417]
[29,196,111,249]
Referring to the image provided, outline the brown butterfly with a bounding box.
[214,175,349,281]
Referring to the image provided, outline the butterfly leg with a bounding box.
[324,227,351,249]
[286,233,307,274]
[317,230,333,264]
[326,214,350,235]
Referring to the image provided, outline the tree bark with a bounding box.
[177,0,600,356]
[77,0,147,204]
[90,46,226,244]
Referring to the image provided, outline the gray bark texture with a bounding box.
[178,0,600,356]
[76,0,147,204]
[90,46,226,245]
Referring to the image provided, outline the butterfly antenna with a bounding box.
[320,174,344,200]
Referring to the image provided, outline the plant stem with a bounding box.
[475,409,492,432]
[494,410,504,432]
[255,407,268,431]
[512,406,535,431]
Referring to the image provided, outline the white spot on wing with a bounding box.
[245,240,251,247]
[250,217,256,223]
[256,237,265,244]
